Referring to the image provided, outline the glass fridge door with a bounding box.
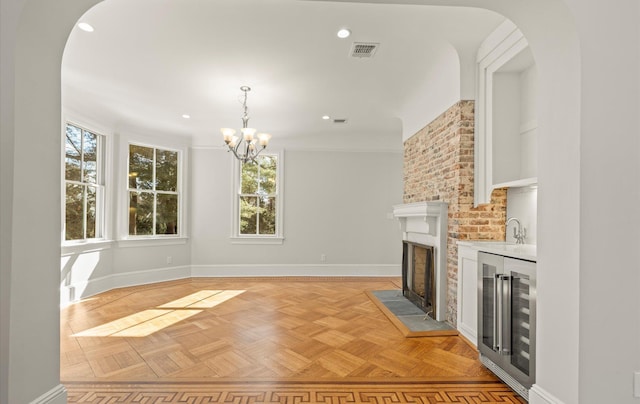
[505,257,536,389]
[478,252,503,357]
[510,271,531,375]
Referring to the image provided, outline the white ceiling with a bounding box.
[62,0,504,150]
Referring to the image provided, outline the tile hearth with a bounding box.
[368,290,456,337]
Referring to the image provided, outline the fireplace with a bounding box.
[402,241,436,318]
[393,201,448,321]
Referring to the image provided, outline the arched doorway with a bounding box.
[2,1,584,403]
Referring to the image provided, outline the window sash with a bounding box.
[127,144,180,237]
[233,153,282,239]
[238,195,277,235]
[64,123,104,241]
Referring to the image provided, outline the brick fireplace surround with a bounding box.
[403,100,506,325]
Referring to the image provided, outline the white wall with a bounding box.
[506,186,537,245]
[492,72,521,184]
[61,244,113,304]
[0,0,18,400]
[1,0,102,402]
[60,239,193,307]
[398,42,461,140]
[190,147,404,276]
[567,2,640,404]
[519,64,537,179]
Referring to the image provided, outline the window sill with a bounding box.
[230,236,284,245]
[62,239,114,255]
[117,237,189,248]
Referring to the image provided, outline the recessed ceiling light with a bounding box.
[337,28,351,39]
[77,22,94,32]
[322,115,330,120]
[182,114,191,119]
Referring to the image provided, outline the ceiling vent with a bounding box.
[350,42,379,58]
[333,118,348,124]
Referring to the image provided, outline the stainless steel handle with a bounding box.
[495,274,502,352]
[501,274,512,355]
[490,274,499,351]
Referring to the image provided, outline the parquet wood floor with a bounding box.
[61,277,525,403]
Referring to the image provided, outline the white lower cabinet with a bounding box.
[457,245,479,346]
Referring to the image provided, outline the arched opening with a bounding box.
[2,0,589,403]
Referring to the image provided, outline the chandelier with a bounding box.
[221,86,272,163]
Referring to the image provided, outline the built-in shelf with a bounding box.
[475,20,538,205]
[493,177,537,190]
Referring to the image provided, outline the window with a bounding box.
[64,123,104,241]
[128,144,179,236]
[234,153,283,241]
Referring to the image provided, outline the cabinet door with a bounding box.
[457,246,478,345]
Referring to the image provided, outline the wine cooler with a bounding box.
[477,252,536,401]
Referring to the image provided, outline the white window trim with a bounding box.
[61,121,111,246]
[62,240,114,255]
[118,136,189,243]
[117,237,188,248]
[230,150,284,244]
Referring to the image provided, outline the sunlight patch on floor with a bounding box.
[175,290,245,309]
[111,309,203,337]
[72,290,245,337]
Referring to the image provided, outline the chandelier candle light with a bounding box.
[221,86,272,163]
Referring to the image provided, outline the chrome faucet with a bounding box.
[506,217,527,244]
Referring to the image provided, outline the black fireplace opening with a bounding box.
[402,241,436,318]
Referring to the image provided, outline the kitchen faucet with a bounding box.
[506,217,527,244]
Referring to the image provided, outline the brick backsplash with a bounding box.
[403,100,506,325]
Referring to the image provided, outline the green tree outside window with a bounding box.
[64,123,102,241]
[128,144,179,236]
[239,155,277,235]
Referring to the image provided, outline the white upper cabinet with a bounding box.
[475,21,538,206]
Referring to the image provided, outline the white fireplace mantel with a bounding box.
[393,201,448,321]
[392,201,448,240]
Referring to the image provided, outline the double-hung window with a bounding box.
[233,153,283,242]
[64,123,104,241]
[127,144,179,237]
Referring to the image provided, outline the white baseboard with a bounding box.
[190,264,401,278]
[529,384,566,404]
[457,323,477,347]
[30,384,66,404]
[61,264,400,306]
[109,265,191,289]
[61,265,191,307]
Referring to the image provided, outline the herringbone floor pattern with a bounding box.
[61,277,525,403]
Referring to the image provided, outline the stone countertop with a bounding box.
[457,240,537,262]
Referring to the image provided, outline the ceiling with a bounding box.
[62,0,504,150]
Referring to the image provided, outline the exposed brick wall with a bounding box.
[403,100,507,325]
